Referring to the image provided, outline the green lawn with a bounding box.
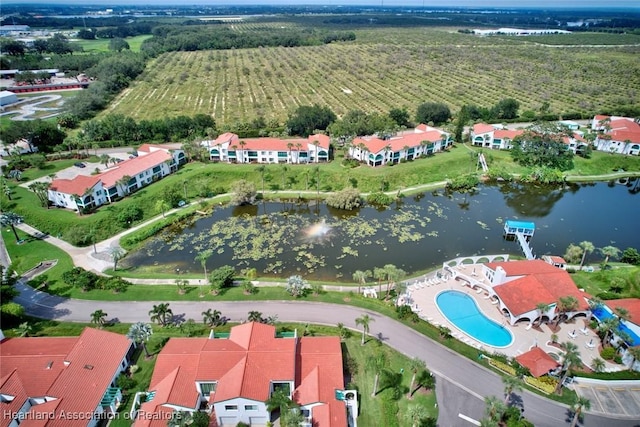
[74,35,152,53]
[570,266,640,300]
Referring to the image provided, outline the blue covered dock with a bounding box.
[503,220,536,237]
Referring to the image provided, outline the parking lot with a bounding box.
[573,378,640,417]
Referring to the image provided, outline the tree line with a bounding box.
[140,25,355,56]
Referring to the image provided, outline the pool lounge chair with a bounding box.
[585,341,596,350]
[580,327,589,335]
[568,330,577,339]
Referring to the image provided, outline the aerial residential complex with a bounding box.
[47,145,185,212]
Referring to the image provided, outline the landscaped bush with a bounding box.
[326,187,362,210]
[524,376,555,394]
[601,346,616,360]
[446,174,480,191]
[366,192,393,206]
[488,358,516,376]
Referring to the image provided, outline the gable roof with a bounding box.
[605,298,640,325]
[494,129,524,140]
[353,128,448,154]
[489,260,589,316]
[143,323,345,427]
[515,347,559,377]
[0,328,132,427]
[210,134,330,151]
[101,150,172,188]
[49,175,101,196]
[472,123,496,135]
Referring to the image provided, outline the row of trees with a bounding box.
[0,34,78,56]
[139,25,355,56]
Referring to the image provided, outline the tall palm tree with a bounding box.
[556,341,582,394]
[202,308,223,327]
[238,140,246,164]
[287,142,294,163]
[407,357,426,398]
[570,396,591,427]
[626,346,640,370]
[590,357,605,372]
[578,241,595,270]
[90,309,108,328]
[256,165,266,195]
[405,404,428,427]
[502,376,522,405]
[99,154,111,169]
[352,269,371,295]
[281,164,289,189]
[116,175,133,196]
[126,322,153,357]
[149,303,173,327]
[295,142,303,164]
[195,249,213,296]
[484,396,507,423]
[373,267,386,295]
[555,296,579,327]
[384,264,405,299]
[366,350,387,397]
[355,313,374,345]
[536,302,551,327]
[600,245,621,266]
[0,212,23,243]
[109,247,125,271]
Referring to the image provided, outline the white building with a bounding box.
[0,90,18,107]
[592,115,640,156]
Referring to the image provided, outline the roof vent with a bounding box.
[63,360,70,366]
[46,361,53,369]
[84,364,94,370]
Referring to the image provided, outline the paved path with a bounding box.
[10,280,638,427]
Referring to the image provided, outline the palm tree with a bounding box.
[149,303,173,327]
[570,396,591,427]
[99,154,111,169]
[600,245,621,266]
[484,396,507,423]
[590,357,605,372]
[247,310,263,323]
[109,247,125,271]
[366,350,387,397]
[90,309,108,328]
[287,142,294,163]
[0,212,23,243]
[16,322,33,337]
[405,404,428,427]
[355,313,374,345]
[195,249,213,296]
[281,164,289,189]
[155,199,170,218]
[384,264,405,299]
[266,387,296,420]
[313,165,320,199]
[555,296,579,327]
[373,267,386,295]
[202,308,223,327]
[295,142,303,164]
[126,322,153,358]
[116,175,133,196]
[256,165,266,195]
[352,269,371,295]
[502,376,522,405]
[407,357,426,398]
[578,241,595,270]
[556,341,582,394]
[626,346,640,370]
[238,140,246,164]
[536,302,551,327]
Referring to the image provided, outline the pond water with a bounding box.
[122,180,640,281]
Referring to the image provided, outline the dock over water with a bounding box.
[503,220,536,260]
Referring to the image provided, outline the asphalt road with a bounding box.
[12,281,639,427]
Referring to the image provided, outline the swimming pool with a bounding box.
[436,290,513,348]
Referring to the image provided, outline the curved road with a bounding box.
[12,281,636,427]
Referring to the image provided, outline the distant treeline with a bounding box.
[140,25,355,55]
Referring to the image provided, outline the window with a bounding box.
[224,405,238,411]
[244,405,258,411]
[199,382,217,395]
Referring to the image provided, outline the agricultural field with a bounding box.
[104,25,640,127]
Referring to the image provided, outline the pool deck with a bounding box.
[403,263,621,372]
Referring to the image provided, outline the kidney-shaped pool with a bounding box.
[436,290,513,348]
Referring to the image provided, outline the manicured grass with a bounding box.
[73,35,152,53]
[1,228,74,284]
[105,25,639,126]
[570,266,640,300]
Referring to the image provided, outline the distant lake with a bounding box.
[122,179,640,281]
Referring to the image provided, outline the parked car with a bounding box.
[74,162,86,168]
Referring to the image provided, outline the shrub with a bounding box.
[524,376,555,394]
[116,374,137,391]
[326,187,362,210]
[446,174,480,191]
[286,275,310,298]
[488,358,516,376]
[601,346,616,360]
[366,192,393,206]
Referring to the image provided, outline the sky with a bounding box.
[7,0,640,9]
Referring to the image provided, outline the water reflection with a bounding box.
[501,182,577,217]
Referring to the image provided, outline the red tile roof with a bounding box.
[0,328,131,427]
[137,143,172,153]
[212,134,330,152]
[547,256,566,264]
[515,347,559,377]
[472,123,495,134]
[353,129,447,154]
[49,175,101,197]
[144,324,345,427]
[490,260,589,316]
[101,150,172,188]
[494,129,524,139]
[605,298,640,324]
